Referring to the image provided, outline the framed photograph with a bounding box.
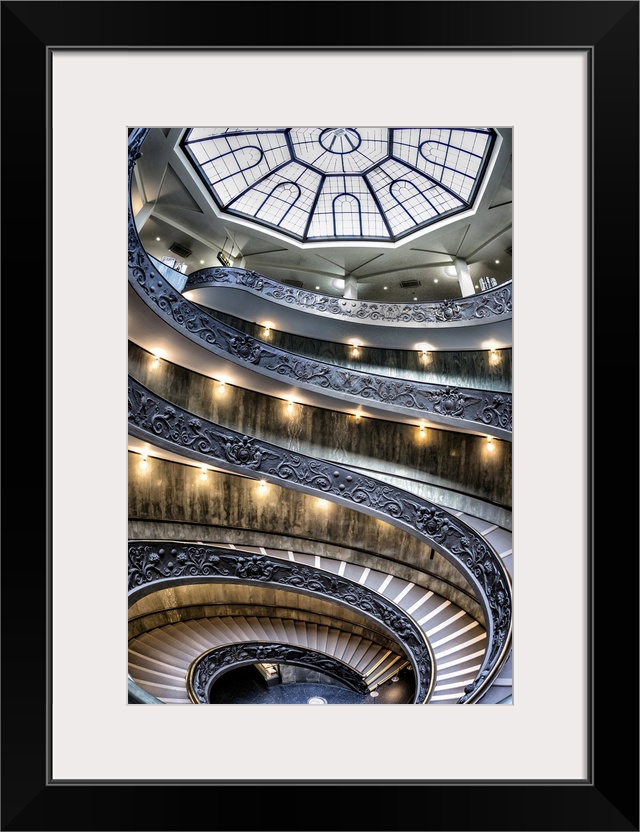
[3,1,637,830]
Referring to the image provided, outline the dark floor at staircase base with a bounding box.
[208,666,414,704]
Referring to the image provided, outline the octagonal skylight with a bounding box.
[181,127,496,243]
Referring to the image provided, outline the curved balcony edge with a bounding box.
[187,644,372,703]
[183,267,512,330]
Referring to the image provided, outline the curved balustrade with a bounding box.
[189,644,376,703]
[128,377,512,703]
[128,674,163,704]
[128,130,511,440]
[184,267,512,328]
[128,542,431,703]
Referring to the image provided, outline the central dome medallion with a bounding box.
[290,127,388,173]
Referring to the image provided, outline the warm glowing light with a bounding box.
[416,344,432,364]
[354,412,361,421]
[489,348,499,364]
[419,424,426,438]
[495,259,500,264]
[486,436,495,452]
[349,339,361,357]
[287,398,294,412]
[317,498,329,508]
[200,465,208,480]
[258,479,268,493]
[217,378,227,392]
[140,453,148,471]
[262,321,274,337]
[151,349,164,368]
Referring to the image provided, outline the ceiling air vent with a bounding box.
[400,280,421,289]
[284,280,304,288]
[169,242,192,259]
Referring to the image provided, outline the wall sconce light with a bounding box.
[286,398,295,413]
[258,479,268,494]
[419,424,426,438]
[139,453,149,471]
[489,348,499,364]
[348,339,361,357]
[317,497,329,508]
[354,412,361,422]
[486,436,495,452]
[217,378,226,393]
[262,321,274,338]
[416,344,431,364]
[200,465,208,480]
[151,349,164,369]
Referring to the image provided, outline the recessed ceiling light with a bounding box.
[156,237,161,241]
[413,296,418,301]
[200,260,205,264]
[434,279,439,283]
[495,259,500,264]
[315,286,320,290]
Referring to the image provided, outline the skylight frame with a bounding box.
[180,127,497,243]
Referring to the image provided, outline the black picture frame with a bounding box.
[2,2,638,830]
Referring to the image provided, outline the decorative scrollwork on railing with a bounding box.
[184,267,512,326]
[127,130,511,439]
[128,378,512,703]
[128,541,431,703]
[187,642,372,703]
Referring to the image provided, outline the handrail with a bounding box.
[128,376,512,703]
[184,266,512,329]
[128,129,511,441]
[187,643,373,703]
[127,673,163,704]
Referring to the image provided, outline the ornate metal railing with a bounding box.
[128,129,511,440]
[187,643,373,703]
[128,541,431,703]
[184,267,512,327]
[128,377,512,703]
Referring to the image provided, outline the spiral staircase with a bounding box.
[127,127,513,706]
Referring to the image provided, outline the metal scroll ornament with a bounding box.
[184,267,512,326]
[187,642,372,703]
